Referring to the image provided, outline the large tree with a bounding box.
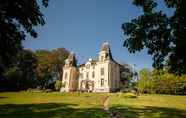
[122,0,186,74]
[0,0,48,78]
[1,49,37,91]
[35,48,69,89]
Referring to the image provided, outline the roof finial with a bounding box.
[101,41,110,51]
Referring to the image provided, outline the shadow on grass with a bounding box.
[110,105,186,118]
[0,97,8,99]
[0,103,186,118]
[0,103,106,118]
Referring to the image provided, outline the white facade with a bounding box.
[61,42,130,92]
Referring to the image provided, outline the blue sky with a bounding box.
[23,0,172,71]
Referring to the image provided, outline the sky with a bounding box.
[23,0,173,71]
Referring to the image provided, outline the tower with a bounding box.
[99,42,113,62]
[60,52,78,92]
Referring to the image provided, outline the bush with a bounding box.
[137,69,186,95]
[54,80,62,91]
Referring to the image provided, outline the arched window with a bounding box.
[64,72,68,80]
[86,72,89,79]
[92,71,95,78]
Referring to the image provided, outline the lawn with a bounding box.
[0,92,186,118]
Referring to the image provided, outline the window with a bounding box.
[80,73,83,79]
[86,64,90,69]
[101,56,104,61]
[86,72,89,79]
[101,78,104,86]
[101,68,104,75]
[64,72,68,80]
[92,71,95,78]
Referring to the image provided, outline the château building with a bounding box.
[60,42,131,92]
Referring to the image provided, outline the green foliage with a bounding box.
[35,48,69,89]
[0,48,69,91]
[54,80,62,91]
[137,68,186,95]
[1,50,37,91]
[0,0,48,78]
[138,68,155,93]
[122,0,186,74]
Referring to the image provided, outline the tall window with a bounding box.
[92,71,95,78]
[101,68,104,75]
[64,72,68,80]
[80,73,83,79]
[86,64,90,69]
[101,78,104,86]
[86,72,89,79]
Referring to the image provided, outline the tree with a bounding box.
[51,48,69,81]
[35,48,69,89]
[137,68,186,95]
[35,50,54,89]
[1,49,37,91]
[122,0,186,74]
[138,68,153,93]
[15,49,38,89]
[54,80,62,91]
[0,0,49,78]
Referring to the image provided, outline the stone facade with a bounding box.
[60,42,131,92]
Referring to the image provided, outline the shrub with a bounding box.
[54,80,62,91]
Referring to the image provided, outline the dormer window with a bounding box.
[105,53,108,59]
[86,64,90,69]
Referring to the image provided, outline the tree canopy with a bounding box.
[35,48,69,89]
[0,48,70,91]
[137,68,186,95]
[0,0,48,78]
[1,49,38,91]
[122,0,186,74]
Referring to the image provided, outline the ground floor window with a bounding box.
[101,78,104,86]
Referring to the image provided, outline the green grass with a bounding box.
[0,92,186,118]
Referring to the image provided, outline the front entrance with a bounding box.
[80,80,94,92]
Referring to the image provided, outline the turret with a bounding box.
[61,52,78,92]
[64,52,77,67]
[99,42,113,62]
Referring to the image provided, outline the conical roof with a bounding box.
[101,42,110,52]
[67,52,77,66]
[100,42,113,60]
[68,52,75,60]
